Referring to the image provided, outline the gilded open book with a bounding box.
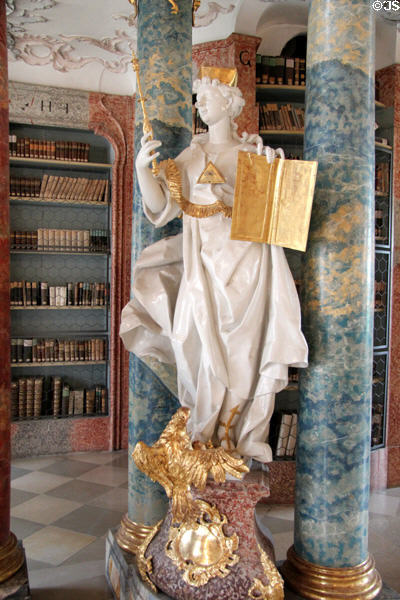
[231,152,317,252]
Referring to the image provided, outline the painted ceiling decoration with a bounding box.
[6,0,237,75]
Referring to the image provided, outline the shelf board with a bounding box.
[10,156,112,169]
[11,249,109,255]
[9,196,110,207]
[256,84,306,101]
[375,141,392,150]
[375,191,389,197]
[12,413,109,422]
[11,305,106,310]
[284,384,299,391]
[375,100,386,109]
[259,129,304,135]
[11,360,107,367]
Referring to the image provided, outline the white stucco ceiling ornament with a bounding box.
[6,0,239,75]
[193,1,235,27]
[8,31,136,73]
[5,0,243,93]
[7,0,137,74]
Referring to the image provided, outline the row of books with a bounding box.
[10,177,41,198]
[10,175,109,203]
[11,229,110,252]
[269,411,298,458]
[375,162,390,194]
[11,376,107,420]
[11,337,107,363]
[259,103,305,131]
[256,55,306,87]
[10,281,108,307]
[9,135,90,162]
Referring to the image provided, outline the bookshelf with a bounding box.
[255,82,305,462]
[9,122,112,426]
[373,103,393,450]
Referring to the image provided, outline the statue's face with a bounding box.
[195,85,229,127]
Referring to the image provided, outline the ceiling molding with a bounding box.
[8,31,136,73]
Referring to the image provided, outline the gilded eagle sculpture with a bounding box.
[132,407,249,523]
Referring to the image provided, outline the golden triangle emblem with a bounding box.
[197,161,226,184]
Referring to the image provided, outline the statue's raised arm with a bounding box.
[135,133,166,214]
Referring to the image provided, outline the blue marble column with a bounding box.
[128,0,192,525]
[291,0,376,571]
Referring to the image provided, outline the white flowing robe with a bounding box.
[120,136,308,462]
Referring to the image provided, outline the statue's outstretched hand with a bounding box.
[136,133,162,171]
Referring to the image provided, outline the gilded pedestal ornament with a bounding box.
[130,407,284,599]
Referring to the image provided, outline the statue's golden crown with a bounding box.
[198,66,238,87]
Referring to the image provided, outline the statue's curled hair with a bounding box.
[193,77,245,120]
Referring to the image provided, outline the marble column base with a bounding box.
[0,548,30,600]
[284,583,400,600]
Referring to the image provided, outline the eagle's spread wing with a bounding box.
[185,446,249,490]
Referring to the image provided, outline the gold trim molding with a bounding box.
[281,546,382,600]
[115,513,156,555]
[0,532,25,583]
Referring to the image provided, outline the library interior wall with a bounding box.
[4,6,400,488]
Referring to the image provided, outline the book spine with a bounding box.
[52,376,62,417]
[18,377,27,419]
[26,377,35,418]
[11,380,18,419]
[275,413,292,457]
[33,376,43,418]
[285,413,298,457]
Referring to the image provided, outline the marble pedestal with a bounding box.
[0,548,30,600]
[106,470,277,599]
[105,537,400,600]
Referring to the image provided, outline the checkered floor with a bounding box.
[10,451,400,598]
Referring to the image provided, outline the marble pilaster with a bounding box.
[127,0,192,526]
[376,65,400,488]
[296,0,375,566]
[282,0,381,597]
[0,0,27,590]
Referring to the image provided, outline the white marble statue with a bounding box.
[120,76,308,463]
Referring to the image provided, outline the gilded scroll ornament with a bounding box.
[132,406,249,523]
[135,520,162,593]
[165,499,239,587]
[248,544,284,600]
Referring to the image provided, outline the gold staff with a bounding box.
[131,52,159,176]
